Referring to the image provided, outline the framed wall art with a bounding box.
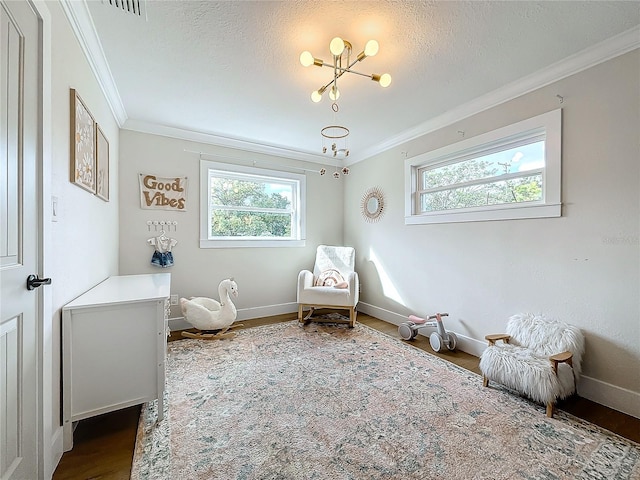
[95,125,109,201]
[70,88,96,193]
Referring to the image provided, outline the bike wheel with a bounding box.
[398,323,414,341]
[429,332,443,352]
[446,332,457,351]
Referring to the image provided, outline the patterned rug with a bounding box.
[131,321,640,479]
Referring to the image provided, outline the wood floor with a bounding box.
[53,312,640,479]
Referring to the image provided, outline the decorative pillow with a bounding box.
[314,269,345,287]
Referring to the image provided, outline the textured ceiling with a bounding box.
[84,0,640,163]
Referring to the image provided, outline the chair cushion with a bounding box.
[506,313,584,375]
[479,343,576,404]
[314,269,345,287]
[298,285,355,306]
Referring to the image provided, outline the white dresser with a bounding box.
[62,273,171,451]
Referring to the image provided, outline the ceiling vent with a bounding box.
[104,0,146,17]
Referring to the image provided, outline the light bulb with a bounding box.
[299,51,314,67]
[379,73,392,87]
[329,37,345,56]
[329,86,340,101]
[311,90,322,103]
[364,40,379,57]
[372,73,392,87]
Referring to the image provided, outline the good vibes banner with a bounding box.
[139,174,187,211]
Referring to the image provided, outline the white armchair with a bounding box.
[479,313,584,417]
[297,245,359,327]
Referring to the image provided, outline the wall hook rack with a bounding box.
[147,220,178,232]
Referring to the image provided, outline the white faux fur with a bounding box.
[479,313,585,405]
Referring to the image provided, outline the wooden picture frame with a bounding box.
[70,88,96,193]
[95,125,109,201]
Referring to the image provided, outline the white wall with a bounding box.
[117,130,344,322]
[46,0,120,470]
[344,50,640,418]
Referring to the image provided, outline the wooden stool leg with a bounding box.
[483,376,489,387]
[546,402,554,417]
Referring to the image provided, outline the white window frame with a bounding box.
[200,160,306,248]
[405,109,562,225]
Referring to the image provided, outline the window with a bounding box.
[405,109,562,224]
[200,161,306,248]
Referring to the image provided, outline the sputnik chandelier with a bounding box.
[299,37,392,103]
[300,37,391,169]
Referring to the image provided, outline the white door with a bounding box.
[0,1,42,478]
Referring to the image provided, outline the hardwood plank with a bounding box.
[53,405,140,480]
[54,312,640,479]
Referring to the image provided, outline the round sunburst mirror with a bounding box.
[361,187,385,222]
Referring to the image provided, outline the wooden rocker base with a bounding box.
[298,305,357,328]
[181,324,244,340]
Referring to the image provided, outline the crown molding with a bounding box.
[60,0,127,126]
[123,119,338,166]
[349,25,640,165]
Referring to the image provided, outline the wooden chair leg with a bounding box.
[349,307,356,328]
[298,304,304,323]
[546,402,554,417]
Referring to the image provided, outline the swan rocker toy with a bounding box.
[180,278,242,340]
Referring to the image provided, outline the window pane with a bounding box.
[421,140,545,190]
[211,177,292,211]
[211,210,292,238]
[420,174,543,212]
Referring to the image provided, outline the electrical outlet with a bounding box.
[170,294,179,305]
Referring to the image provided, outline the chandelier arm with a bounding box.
[319,54,369,72]
[316,63,351,93]
[319,63,376,79]
[335,67,372,78]
[345,55,365,70]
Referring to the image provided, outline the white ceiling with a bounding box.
[78,0,640,164]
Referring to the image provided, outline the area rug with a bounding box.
[131,320,640,480]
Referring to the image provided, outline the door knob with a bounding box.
[26,274,52,290]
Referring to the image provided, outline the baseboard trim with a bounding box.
[47,426,64,479]
[168,317,191,331]
[357,302,487,357]
[168,302,298,331]
[236,302,298,321]
[578,375,640,419]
